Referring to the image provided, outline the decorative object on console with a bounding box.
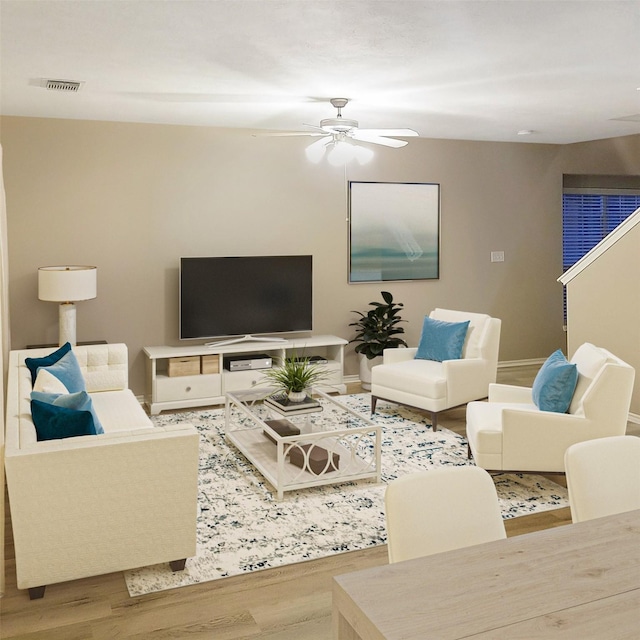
[263,418,301,443]
[168,356,200,377]
[261,354,328,403]
[349,290,407,390]
[38,265,97,346]
[264,392,322,414]
[289,443,340,475]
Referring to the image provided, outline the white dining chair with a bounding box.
[564,435,640,523]
[384,466,506,563]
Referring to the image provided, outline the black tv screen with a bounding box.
[180,255,313,340]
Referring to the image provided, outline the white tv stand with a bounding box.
[143,335,347,415]
[205,334,288,347]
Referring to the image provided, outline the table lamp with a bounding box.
[38,265,97,346]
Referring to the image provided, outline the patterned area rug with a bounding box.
[124,394,568,596]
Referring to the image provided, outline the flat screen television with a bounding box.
[179,255,313,343]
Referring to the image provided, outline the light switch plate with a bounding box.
[491,251,505,262]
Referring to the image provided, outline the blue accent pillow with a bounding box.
[36,349,86,393]
[532,350,578,413]
[25,342,72,385]
[31,399,98,441]
[31,390,104,435]
[415,316,470,362]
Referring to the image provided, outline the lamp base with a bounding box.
[59,302,77,346]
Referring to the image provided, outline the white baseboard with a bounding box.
[628,412,640,425]
[498,358,546,369]
[346,361,544,387]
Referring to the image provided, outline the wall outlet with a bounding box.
[491,251,505,263]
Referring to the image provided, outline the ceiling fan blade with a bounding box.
[253,131,329,137]
[351,131,408,148]
[357,128,419,137]
[302,123,329,133]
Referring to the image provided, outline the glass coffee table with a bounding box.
[225,387,381,500]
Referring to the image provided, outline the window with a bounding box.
[562,190,640,321]
[562,193,640,272]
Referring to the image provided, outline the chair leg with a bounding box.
[28,585,46,600]
[170,559,187,572]
[468,443,472,459]
[371,395,378,414]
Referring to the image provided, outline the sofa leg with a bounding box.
[28,585,46,600]
[371,396,378,414]
[170,559,187,572]
[430,412,438,432]
[467,443,472,460]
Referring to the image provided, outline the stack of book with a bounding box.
[264,393,323,415]
[262,418,300,443]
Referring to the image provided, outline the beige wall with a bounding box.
[1,116,638,396]
[565,220,640,415]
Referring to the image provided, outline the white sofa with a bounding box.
[5,343,200,599]
[466,343,635,472]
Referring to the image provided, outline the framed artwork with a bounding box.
[348,181,440,283]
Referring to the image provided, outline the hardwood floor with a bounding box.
[2,365,636,639]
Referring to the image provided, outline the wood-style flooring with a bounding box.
[2,365,637,639]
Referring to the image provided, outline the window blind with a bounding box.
[563,194,640,271]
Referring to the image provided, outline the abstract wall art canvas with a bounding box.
[348,181,440,283]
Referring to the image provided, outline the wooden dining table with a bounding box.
[332,509,640,639]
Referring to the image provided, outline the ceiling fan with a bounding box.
[264,98,419,165]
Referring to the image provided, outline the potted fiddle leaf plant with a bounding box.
[262,354,329,402]
[349,291,408,389]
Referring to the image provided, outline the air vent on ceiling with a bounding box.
[45,79,83,92]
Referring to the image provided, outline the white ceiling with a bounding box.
[1,0,640,145]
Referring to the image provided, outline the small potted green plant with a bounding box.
[349,291,408,389]
[262,354,329,402]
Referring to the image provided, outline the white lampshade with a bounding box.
[305,137,331,163]
[306,137,375,165]
[38,266,97,346]
[353,145,374,165]
[328,141,356,166]
[38,266,97,302]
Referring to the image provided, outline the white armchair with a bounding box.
[466,343,635,472]
[371,309,501,430]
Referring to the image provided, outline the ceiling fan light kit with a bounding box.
[305,137,331,163]
[328,140,375,166]
[274,98,418,165]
